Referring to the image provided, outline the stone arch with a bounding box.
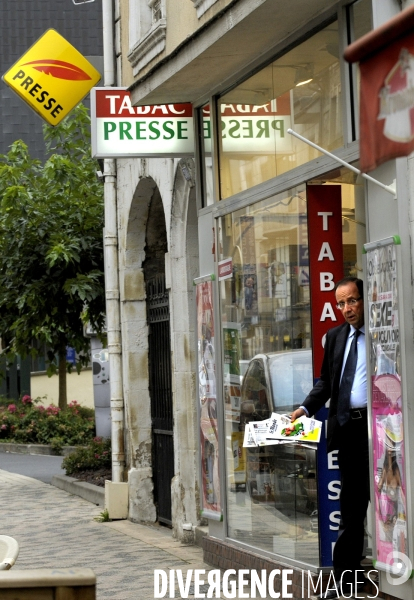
[169,158,200,540]
[121,175,163,524]
[119,158,199,538]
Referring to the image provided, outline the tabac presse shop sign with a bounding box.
[91,88,194,158]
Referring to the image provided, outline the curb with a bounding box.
[194,525,208,548]
[0,443,78,457]
[0,443,105,507]
[51,475,105,507]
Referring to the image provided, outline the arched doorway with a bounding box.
[121,159,200,537]
[143,185,174,526]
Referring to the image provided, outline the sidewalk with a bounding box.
[0,469,375,600]
[0,469,211,599]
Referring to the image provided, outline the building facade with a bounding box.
[110,0,414,597]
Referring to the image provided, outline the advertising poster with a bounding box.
[196,280,221,518]
[366,240,409,573]
[231,431,246,485]
[223,323,242,423]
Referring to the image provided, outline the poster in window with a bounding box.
[223,323,242,423]
[366,240,409,575]
[196,280,221,518]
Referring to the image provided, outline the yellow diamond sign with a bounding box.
[2,29,101,126]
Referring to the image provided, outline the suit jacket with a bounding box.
[302,321,352,452]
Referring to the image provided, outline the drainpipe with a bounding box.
[102,0,125,483]
[102,0,115,88]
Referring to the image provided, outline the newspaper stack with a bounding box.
[243,413,322,448]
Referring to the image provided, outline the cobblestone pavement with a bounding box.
[0,469,213,600]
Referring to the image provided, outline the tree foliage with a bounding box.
[0,104,105,408]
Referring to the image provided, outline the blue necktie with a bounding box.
[337,330,360,426]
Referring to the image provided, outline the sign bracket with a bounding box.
[287,128,397,199]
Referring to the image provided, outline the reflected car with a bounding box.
[240,349,313,426]
[239,350,316,510]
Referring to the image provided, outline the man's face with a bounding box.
[335,282,364,329]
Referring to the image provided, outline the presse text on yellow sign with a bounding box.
[2,29,101,126]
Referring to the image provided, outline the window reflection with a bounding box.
[219,186,319,564]
[218,21,343,199]
[220,175,365,563]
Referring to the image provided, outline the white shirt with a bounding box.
[340,325,367,409]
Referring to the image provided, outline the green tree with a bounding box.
[0,104,105,409]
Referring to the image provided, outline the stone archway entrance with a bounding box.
[143,186,174,526]
[121,159,199,538]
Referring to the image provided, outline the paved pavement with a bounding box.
[0,469,212,600]
[0,467,375,600]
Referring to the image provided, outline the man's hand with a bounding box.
[290,407,306,422]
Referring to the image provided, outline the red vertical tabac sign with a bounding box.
[307,186,344,378]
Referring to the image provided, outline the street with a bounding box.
[0,451,65,483]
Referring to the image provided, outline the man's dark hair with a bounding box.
[334,276,364,300]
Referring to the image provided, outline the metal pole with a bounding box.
[287,128,397,198]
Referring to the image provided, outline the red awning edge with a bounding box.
[344,4,414,64]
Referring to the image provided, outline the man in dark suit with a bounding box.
[291,276,369,599]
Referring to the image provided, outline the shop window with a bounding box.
[219,171,366,564]
[219,185,319,562]
[217,21,344,199]
[127,0,166,76]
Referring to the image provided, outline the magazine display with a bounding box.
[243,413,322,447]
